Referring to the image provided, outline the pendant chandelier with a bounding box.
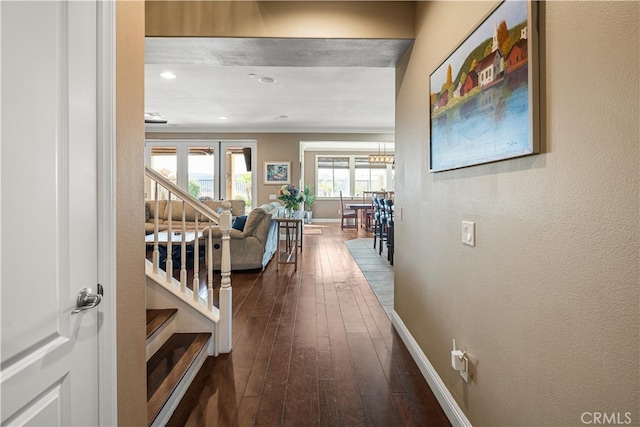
[368,143,394,164]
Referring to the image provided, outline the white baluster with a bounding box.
[153,182,159,273]
[218,201,233,353]
[180,200,187,292]
[193,212,200,302]
[207,223,213,311]
[166,192,173,282]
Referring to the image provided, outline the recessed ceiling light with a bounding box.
[160,71,176,79]
[249,73,257,78]
[218,116,228,120]
[279,115,288,119]
[258,77,275,84]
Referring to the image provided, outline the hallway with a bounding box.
[168,223,450,426]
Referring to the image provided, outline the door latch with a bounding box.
[72,284,103,314]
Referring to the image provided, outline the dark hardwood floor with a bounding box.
[166,223,450,427]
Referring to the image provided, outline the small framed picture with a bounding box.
[264,161,291,184]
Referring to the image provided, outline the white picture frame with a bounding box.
[264,161,291,184]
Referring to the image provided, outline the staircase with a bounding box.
[144,167,234,425]
[146,309,210,426]
[145,266,221,426]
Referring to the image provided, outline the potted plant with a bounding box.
[302,184,316,224]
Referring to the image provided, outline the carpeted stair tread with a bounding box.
[147,332,211,426]
[146,308,178,339]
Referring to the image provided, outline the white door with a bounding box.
[1,1,101,425]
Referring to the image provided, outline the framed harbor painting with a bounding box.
[264,161,290,184]
[429,0,539,172]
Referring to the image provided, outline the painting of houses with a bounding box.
[453,81,463,98]
[463,70,479,95]
[506,37,528,72]
[476,49,504,88]
[437,90,449,108]
[429,0,538,171]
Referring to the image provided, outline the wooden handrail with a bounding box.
[145,166,221,224]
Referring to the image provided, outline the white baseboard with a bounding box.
[306,218,340,223]
[391,310,472,427]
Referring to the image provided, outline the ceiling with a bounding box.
[144,37,413,134]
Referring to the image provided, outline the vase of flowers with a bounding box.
[277,184,305,218]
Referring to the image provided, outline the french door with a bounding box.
[145,140,256,209]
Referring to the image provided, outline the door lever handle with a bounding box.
[72,285,103,314]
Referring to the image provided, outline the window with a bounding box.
[317,156,349,197]
[187,147,216,200]
[226,149,253,209]
[355,157,387,195]
[316,155,393,197]
[148,146,177,200]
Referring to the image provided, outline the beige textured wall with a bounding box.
[145,1,414,39]
[395,1,639,425]
[116,1,147,425]
[145,132,392,219]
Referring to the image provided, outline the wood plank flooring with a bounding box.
[167,223,450,427]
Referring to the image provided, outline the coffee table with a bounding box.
[146,230,203,270]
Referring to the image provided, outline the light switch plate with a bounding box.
[462,221,475,246]
[269,194,276,200]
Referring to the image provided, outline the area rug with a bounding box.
[344,238,394,316]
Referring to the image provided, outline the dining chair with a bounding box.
[364,198,374,231]
[339,191,358,230]
[372,196,385,249]
[362,191,379,231]
[377,198,393,256]
[384,198,394,265]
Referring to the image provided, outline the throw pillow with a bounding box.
[232,215,248,231]
[243,208,266,235]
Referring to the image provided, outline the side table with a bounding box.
[273,216,303,270]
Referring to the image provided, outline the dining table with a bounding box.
[344,202,374,230]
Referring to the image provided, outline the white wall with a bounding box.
[395,1,639,425]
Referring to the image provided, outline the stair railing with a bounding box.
[145,166,233,353]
